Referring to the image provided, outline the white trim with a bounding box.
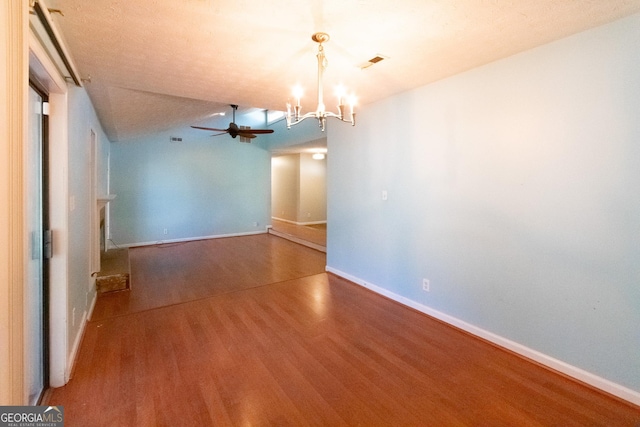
[64,283,96,383]
[28,33,67,92]
[326,266,640,407]
[29,25,70,389]
[110,230,269,249]
[32,0,83,87]
[1,0,28,405]
[66,309,86,382]
[268,229,326,253]
[271,217,298,224]
[46,90,69,388]
[271,217,327,226]
[88,284,97,320]
[90,129,99,278]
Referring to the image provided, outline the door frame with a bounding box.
[29,25,70,390]
[27,78,51,404]
[1,0,28,405]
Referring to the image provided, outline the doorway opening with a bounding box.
[270,147,327,252]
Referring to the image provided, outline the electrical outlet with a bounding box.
[422,278,430,292]
[163,228,168,235]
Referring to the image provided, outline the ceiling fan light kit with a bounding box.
[286,32,356,132]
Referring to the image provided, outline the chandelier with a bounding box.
[286,32,356,132]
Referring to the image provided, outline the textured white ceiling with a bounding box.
[48,0,640,141]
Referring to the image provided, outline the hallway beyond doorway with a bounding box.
[269,219,326,252]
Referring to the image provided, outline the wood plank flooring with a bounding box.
[269,220,327,252]
[47,235,640,426]
[91,234,327,321]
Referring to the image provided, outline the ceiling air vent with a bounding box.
[359,54,389,70]
[170,136,183,143]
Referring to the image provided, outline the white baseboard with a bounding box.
[87,288,97,321]
[108,229,268,249]
[66,289,98,382]
[271,217,327,226]
[66,311,86,382]
[299,220,326,226]
[268,228,326,253]
[326,266,640,407]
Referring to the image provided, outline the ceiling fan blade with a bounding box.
[239,133,257,139]
[210,132,229,137]
[237,129,274,135]
[191,125,229,132]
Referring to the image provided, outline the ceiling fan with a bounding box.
[191,104,274,143]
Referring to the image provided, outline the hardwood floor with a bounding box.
[47,235,640,426]
[91,234,326,321]
[269,219,327,252]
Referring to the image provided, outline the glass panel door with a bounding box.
[26,84,47,405]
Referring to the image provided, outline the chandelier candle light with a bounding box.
[286,32,356,132]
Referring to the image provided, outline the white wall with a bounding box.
[271,154,299,222]
[327,13,640,401]
[299,153,327,223]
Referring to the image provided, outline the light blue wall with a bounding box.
[110,131,271,245]
[327,14,640,392]
[66,85,110,348]
[264,117,324,150]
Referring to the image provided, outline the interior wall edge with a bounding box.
[325,266,640,407]
[46,90,69,389]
